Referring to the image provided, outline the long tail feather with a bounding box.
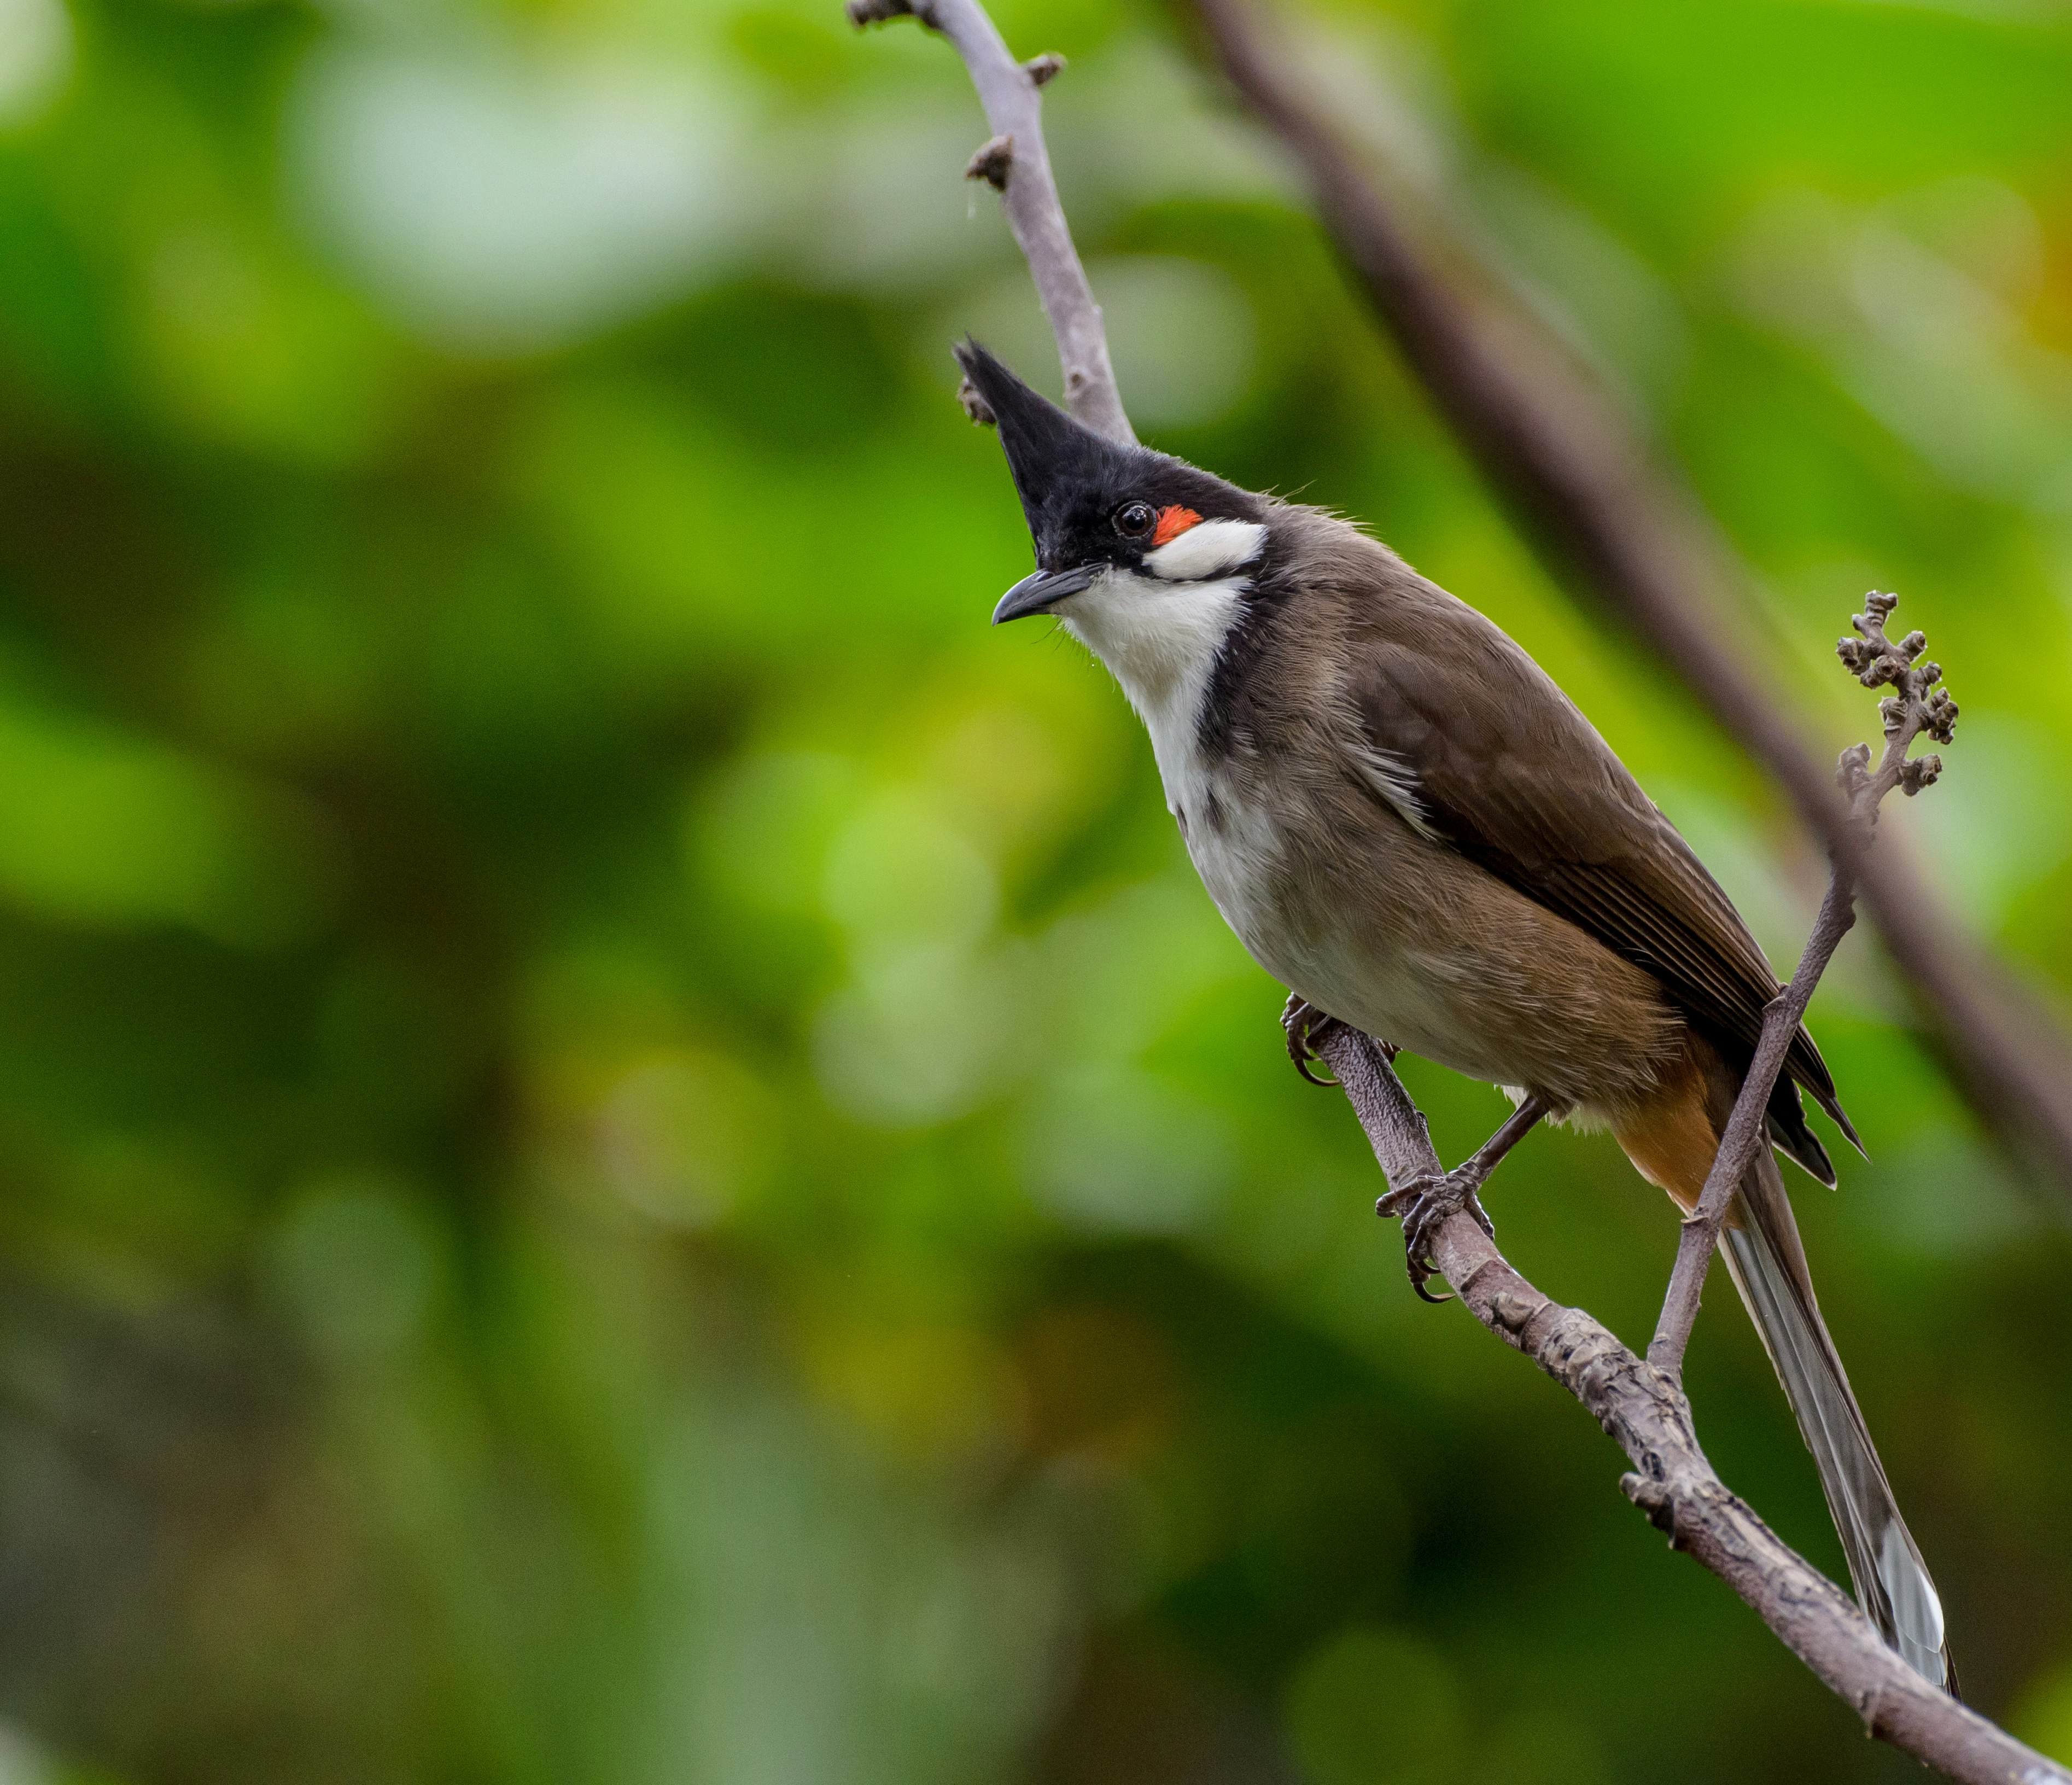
[1720,1147,1955,1692]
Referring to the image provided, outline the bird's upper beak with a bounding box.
[993,564,1095,625]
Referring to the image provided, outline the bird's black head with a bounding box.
[955,340,1268,622]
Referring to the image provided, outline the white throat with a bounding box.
[1055,521,1287,971]
[1061,565,1247,794]
[1056,517,1266,788]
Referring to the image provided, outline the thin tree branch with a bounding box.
[851,8,2070,1776]
[1187,0,2072,1209]
[1317,1023,2069,1785]
[1651,594,1958,1372]
[1649,864,1857,1372]
[847,0,1136,446]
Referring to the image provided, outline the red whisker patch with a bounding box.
[1152,506,1202,547]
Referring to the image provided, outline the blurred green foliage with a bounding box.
[0,0,2065,1781]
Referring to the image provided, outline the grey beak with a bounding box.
[993,564,1094,625]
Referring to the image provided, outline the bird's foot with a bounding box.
[1281,994,1348,1087]
[1377,1162,1497,1304]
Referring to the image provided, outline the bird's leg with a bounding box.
[1379,1095,1550,1303]
[1281,992,1353,1086]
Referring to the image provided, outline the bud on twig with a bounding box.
[1835,741,1873,799]
[1833,591,1957,821]
[845,0,919,25]
[965,133,1013,190]
[957,376,996,427]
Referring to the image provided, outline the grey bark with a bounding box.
[848,0,1135,446]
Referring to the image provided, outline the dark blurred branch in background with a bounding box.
[1187,0,2072,1211]
[849,1,2072,1775]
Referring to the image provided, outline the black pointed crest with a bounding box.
[954,339,1136,563]
[954,339,1265,578]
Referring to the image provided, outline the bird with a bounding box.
[956,337,1953,1692]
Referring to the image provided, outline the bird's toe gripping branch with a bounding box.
[1377,1163,1499,1304]
[1282,993,1356,1086]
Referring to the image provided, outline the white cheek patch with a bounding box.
[1143,518,1267,583]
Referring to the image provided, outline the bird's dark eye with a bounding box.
[1113,501,1156,539]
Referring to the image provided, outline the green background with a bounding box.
[0,0,2066,1780]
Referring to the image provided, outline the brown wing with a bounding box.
[1344,571,1855,1165]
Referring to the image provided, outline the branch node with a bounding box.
[964,132,1014,190]
[1855,1677,1892,1737]
[845,0,922,26]
[1023,51,1066,85]
[1455,1255,1504,1298]
[1619,1472,1677,1538]
[956,376,997,427]
[1489,1289,1543,1333]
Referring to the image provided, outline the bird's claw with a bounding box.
[1281,994,1346,1086]
[1282,991,1496,1303]
[1376,1164,1496,1303]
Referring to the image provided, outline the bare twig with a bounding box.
[1649,871,1857,1370]
[1650,593,1959,1371]
[1187,0,2072,1207]
[1316,1024,2068,1785]
[848,0,1134,445]
[855,7,2069,1775]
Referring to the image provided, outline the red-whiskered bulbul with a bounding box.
[957,339,1952,1689]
